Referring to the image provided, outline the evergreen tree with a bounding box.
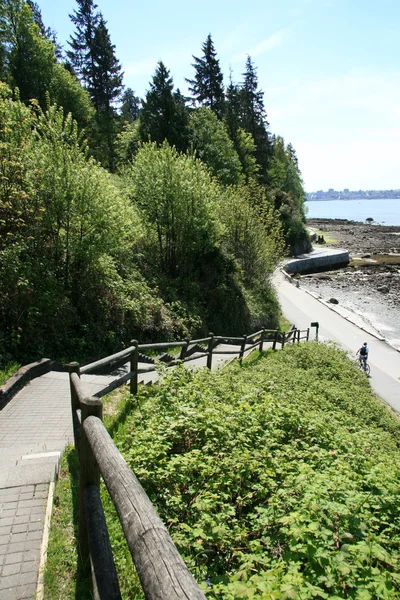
[120,87,141,122]
[67,0,99,86]
[89,15,124,169]
[186,34,224,118]
[89,15,123,113]
[240,56,271,183]
[224,69,241,142]
[140,61,188,152]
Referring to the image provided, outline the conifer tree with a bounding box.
[224,70,241,142]
[89,15,123,168]
[120,87,141,122]
[186,34,224,118]
[140,61,188,152]
[240,55,271,183]
[67,0,99,86]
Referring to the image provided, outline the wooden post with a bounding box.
[84,485,122,600]
[281,331,286,349]
[239,335,247,362]
[292,329,297,344]
[273,329,279,351]
[306,327,310,341]
[207,333,214,370]
[130,340,138,395]
[79,396,103,566]
[68,362,81,451]
[297,329,301,343]
[259,328,265,353]
[179,339,190,362]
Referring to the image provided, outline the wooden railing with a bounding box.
[68,325,309,598]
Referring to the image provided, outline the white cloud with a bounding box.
[249,30,287,56]
[232,29,287,63]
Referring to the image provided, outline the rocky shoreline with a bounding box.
[301,219,400,350]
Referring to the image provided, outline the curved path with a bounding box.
[275,270,400,412]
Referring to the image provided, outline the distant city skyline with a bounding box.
[37,0,400,191]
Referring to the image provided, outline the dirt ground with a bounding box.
[301,219,400,349]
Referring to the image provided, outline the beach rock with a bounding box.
[362,254,371,258]
[377,286,390,293]
[329,297,339,304]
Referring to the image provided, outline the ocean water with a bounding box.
[305,198,400,226]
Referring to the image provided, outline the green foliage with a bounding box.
[107,343,400,599]
[49,62,95,129]
[0,361,21,384]
[268,136,310,255]
[2,0,55,108]
[189,108,243,186]
[115,119,141,164]
[0,89,190,360]
[125,141,220,278]
[139,61,189,152]
[186,34,225,119]
[218,183,285,287]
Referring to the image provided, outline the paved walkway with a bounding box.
[0,344,256,599]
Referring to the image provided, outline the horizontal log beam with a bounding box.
[81,348,132,375]
[84,417,206,600]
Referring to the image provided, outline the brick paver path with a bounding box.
[0,372,108,600]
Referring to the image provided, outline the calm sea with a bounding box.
[305,198,400,226]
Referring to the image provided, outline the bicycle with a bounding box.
[354,356,370,376]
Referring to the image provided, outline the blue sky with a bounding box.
[38,0,400,192]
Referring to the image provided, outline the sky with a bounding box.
[37,0,400,193]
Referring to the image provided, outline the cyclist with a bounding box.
[356,342,369,371]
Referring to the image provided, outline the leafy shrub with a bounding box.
[108,343,400,599]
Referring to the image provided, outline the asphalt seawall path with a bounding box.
[275,270,400,412]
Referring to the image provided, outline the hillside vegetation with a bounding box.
[45,343,400,599]
[0,0,310,367]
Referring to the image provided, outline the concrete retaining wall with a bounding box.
[285,249,350,274]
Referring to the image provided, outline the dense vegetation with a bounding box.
[0,0,310,367]
[44,343,400,599]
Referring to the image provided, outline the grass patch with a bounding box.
[0,362,21,386]
[312,228,338,245]
[279,315,292,332]
[350,253,400,267]
[43,448,92,600]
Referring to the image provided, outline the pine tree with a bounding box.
[240,55,271,183]
[186,34,224,118]
[89,15,123,113]
[67,0,99,86]
[224,69,241,143]
[120,87,141,122]
[89,15,124,169]
[140,61,188,152]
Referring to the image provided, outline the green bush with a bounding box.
[107,343,400,599]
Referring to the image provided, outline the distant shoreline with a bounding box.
[307,197,400,202]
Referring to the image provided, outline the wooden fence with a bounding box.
[68,325,309,598]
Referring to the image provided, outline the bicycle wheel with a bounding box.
[364,362,370,376]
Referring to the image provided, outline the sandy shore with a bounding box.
[301,219,400,350]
